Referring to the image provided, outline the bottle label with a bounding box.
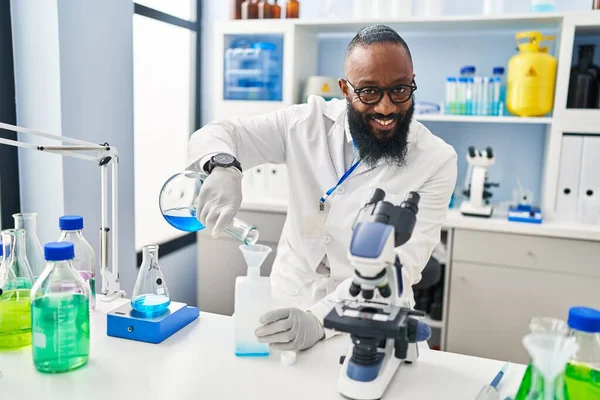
[33,332,46,348]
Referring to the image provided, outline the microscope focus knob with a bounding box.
[349,283,361,297]
[378,284,391,298]
[362,289,374,300]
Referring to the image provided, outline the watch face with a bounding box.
[214,153,234,165]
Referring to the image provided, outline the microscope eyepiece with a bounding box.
[486,147,494,159]
[400,192,420,214]
[367,188,386,205]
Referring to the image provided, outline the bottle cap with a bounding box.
[44,242,75,261]
[446,77,457,82]
[59,215,84,231]
[568,306,600,333]
[460,66,476,75]
[493,67,505,75]
[0,241,3,257]
[281,351,297,366]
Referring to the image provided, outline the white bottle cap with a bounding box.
[280,351,297,366]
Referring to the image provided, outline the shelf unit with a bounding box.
[415,114,553,124]
[215,11,600,220]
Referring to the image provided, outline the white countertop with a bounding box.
[445,209,600,242]
[1,296,526,400]
[241,198,600,242]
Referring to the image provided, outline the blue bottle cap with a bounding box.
[493,67,505,75]
[252,42,276,51]
[458,77,468,83]
[460,66,476,75]
[0,241,3,257]
[44,242,75,261]
[568,306,600,333]
[447,77,457,82]
[59,215,84,231]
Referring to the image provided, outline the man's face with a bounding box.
[339,43,415,168]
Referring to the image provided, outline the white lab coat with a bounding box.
[187,96,457,332]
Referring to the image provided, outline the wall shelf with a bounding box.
[219,12,569,35]
[416,115,553,124]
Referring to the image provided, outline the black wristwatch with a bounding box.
[205,153,242,174]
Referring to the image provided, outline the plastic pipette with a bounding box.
[475,362,510,400]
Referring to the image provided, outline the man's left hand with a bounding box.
[255,308,325,351]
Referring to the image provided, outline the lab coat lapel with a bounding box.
[328,113,348,179]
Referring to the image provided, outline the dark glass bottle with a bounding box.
[567,45,600,109]
[258,0,272,18]
[231,0,244,19]
[271,0,282,18]
[286,0,299,18]
[241,0,259,19]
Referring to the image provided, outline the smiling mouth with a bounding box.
[369,116,398,132]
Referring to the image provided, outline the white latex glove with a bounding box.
[255,308,325,351]
[197,167,243,238]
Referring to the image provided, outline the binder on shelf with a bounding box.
[577,136,600,225]
[556,135,584,221]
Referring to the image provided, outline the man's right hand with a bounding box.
[197,167,243,238]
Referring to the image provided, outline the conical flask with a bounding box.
[0,229,34,350]
[13,213,45,279]
[522,333,578,400]
[131,245,171,316]
[159,171,259,245]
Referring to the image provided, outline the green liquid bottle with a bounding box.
[30,242,90,373]
[564,307,600,399]
[0,229,34,350]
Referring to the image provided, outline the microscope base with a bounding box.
[338,339,418,400]
[460,201,493,218]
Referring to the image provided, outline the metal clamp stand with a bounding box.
[0,122,125,301]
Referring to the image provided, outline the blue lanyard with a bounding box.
[320,143,360,207]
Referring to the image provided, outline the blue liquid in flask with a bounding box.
[131,294,171,317]
[162,208,204,232]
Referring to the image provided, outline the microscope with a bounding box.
[459,146,499,218]
[323,189,431,400]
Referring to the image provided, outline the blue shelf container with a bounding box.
[224,36,283,102]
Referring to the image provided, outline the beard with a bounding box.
[347,99,414,168]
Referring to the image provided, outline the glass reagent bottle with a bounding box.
[57,216,96,311]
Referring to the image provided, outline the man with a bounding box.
[186,25,457,352]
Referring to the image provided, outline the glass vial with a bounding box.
[258,0,272,18]
[31,242,90,373]
[131,245,171,317]
[13,213,45,280]
[0,229,34,350]
[57,216,96,312]
[286,0,299,18]
[242,0,259,19]
[231,0,244,19]
[271,0,282,18]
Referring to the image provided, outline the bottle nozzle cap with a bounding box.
[44,242,75,261]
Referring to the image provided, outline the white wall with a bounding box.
[10,0,138,294]
[10,0,64,245]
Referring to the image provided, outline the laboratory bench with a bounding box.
[198,201,600,364]
[0,296,526,400]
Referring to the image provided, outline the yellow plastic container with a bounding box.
[507,31,557,117]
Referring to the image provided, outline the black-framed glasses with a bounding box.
[344,79,417,105]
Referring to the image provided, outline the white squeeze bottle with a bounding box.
[234,244,272,357]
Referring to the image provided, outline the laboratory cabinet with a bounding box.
[446,228,600,364]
